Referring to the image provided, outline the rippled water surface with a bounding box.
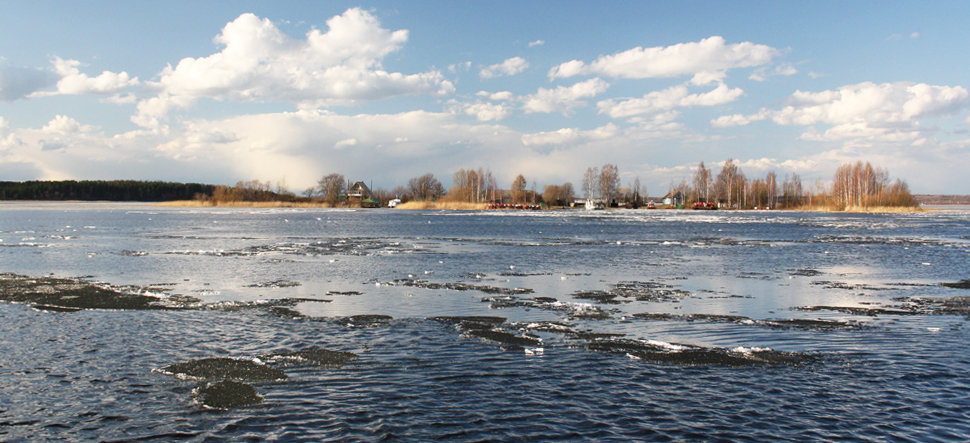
[2,202,969,441]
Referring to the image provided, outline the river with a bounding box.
[1,203,968,440]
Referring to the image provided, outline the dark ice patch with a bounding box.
[759,319,868,331]
[32,304,84,313]
[326,290,362,296]
[429,316,507,325]
[633,311,871,330]
[431,316,540,351]
[632,312,751,323]
[794,305,918,316]
[339,314,393,327]
[941,280,970,289]
[912,296,970,315]
[0,273,198,311]
[588,339,813,367]
[246,279,301,288]
[383,279,534,295]
[260,348,358,368]
[195,380,262,409]
[572,290,627,304]
[158,358,286,382]
[789,268,823,277]
[483,295,613,320]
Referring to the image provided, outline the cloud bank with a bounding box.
[133,8,454,128]
[548,36,780,80]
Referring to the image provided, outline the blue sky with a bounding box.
[1,1,969,194]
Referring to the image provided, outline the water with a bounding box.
[1,202,969,440]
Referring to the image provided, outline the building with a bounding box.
[347,181,372,200]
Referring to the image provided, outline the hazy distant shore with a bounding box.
[151,200,929,213]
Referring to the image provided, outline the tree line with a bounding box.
[0,180,214,201]
[668,159,917,210]
[1,160,919,210]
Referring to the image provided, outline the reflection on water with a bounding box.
[1,203,969,440]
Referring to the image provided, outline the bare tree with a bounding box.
[560,182,575,205]
[391,185,409,200]
[510,174,527,203]
[408,173,444,201]
[317,173,346,203]
[599,164,620,204]
[583,167,599,200]
[692,162,712,203]
[765,171,777,208]
[781,173,802,208]
[631,176,643,206]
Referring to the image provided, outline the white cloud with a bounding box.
[598,82,743,120]
[521,123,618,146]
[528,40,544,47]
[710,111,768,128]
[103,93,138,104]
[480,57,529,79]
[690,71,727,86]
[888,32,921,41]
[477,90,514,101]
[334,138,358,148]
[464,102,512,121]
[448,61,472,73]
[548,36,780,80]
[748,63,798,82]
[772,82,968,127]
[39,57,139,96]
[522,78,609,114]
[0,60,55,101]
[712,82,970,142]
[42,115,95,134]
[134,9,454,128]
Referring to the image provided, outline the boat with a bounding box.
[585,199,604,210]
[692,201,717,210]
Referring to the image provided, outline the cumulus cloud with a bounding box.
[479,57,529,79]
[42,115,96,134]
[712,81,970,142]
[597,82,743,120]
[748,63,798,82]
[454,101,512,121]
[34,57,139,96]
[528,40,544,47]
[521,123,618,146]
[548,36,780,80]
[151,109,532,188]
[710,111,769,128]
[522,78,609,114]
[0,60,55,101]
[133,8,454,128]
[477,90,514,101]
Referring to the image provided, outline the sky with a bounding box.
[1,1,969,194]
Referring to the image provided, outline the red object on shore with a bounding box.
[692,201,717,210]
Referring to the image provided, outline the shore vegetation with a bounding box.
[0,161,930,212]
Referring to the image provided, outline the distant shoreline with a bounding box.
[149,200,931,213]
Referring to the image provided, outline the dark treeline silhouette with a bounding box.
[0,180,214,201]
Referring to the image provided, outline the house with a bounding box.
[347,181,372,200]
[346,181,380,208]
[662,191,685,206]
